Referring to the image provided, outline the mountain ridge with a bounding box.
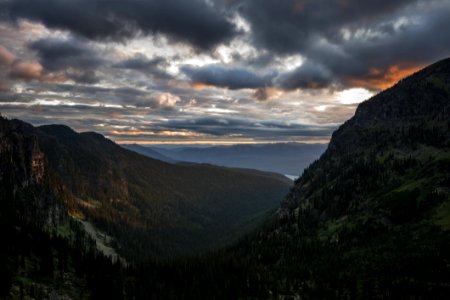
[246,57,450,298]
[1,117,292,262]
[121,143,175,163]
[139,142,327,176]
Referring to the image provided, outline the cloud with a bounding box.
[4,0,238,50]
[114,55,172,80]
[276,61,333,90]
[115,55,166,71]
[226,0,450,90]
[10,60,43,80]
[2,0,450,145]
[0,81,11,92]
[28,37,104,84]
[9,59,67,82]
[253,87,281,101]
[236,0,415,54]
[0,78,342,143]
[29,37,103,71]
[253,87,269,101]
[66,70,100,84]
[330,4,450,89]
[154,93,180,109]
[162,117,335,138]
[0,46,15,66]
[8,59,66,83]
[71,86,181,110]
[182,64,275,90]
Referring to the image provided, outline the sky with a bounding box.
[0,0,449,144]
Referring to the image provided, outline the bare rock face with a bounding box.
[30,139,45,183]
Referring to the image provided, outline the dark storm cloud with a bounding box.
[4,0,238,50]
[28,37,104,84]
[66,70,101,84]
[114,55,173,80]
[29,37,103,71]
[236,0,415,54]
[115,56,165,71]
[277,61,333,90]
[223,0,450,90]
[182,64,276,89]
[162,117,334,138]
[329,5,450,86]
[230,51,275,69]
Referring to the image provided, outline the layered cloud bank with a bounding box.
[0,0,449,143]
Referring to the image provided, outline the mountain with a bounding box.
[121,144,175,163]
[0,117,292,264]
[148,143,327,176]
[214,57,450,298]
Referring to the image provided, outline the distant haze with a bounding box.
[125,143,327,177]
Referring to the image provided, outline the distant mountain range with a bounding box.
[123,143,327,177]
[121,144,175,163]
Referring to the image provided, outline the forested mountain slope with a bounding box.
[1,117,291,263]
[234,57,450,299]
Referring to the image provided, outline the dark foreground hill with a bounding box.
[236,58,450,299]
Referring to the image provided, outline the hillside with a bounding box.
[229,58,450,298]
[1,118,291,263]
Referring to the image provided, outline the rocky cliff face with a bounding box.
[30,138,45,184]
[0,117,68,227]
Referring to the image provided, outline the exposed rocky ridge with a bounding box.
[0,117,69,227]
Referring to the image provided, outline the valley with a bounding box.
[123,143,326,176]
[0,13,449,297]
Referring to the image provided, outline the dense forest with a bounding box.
[1,58,450,299]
